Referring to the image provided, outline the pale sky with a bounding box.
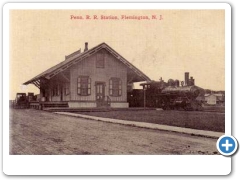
[10,10,225,99]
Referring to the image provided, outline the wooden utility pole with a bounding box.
[143,85,146,110]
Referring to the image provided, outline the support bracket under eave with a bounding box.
[127,75,137,84]
[32,81,40,89]
[60,72,70,82]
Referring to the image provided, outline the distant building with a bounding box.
[23,42,150,108]
[204,93,224,105]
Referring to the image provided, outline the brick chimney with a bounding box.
[84,42,88,52]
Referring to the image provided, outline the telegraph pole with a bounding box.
[144,85,146,109]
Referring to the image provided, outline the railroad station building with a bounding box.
[23,42,150,108]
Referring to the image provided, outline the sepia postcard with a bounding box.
[3,2,231,175]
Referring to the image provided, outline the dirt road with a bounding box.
[9,109,219,155]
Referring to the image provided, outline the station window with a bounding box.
[96,53,105,68]
[77,76,91,96]
[51,88,54,96]
[64,83,70,95]
[52,85,60,96]
[109,78,122,97]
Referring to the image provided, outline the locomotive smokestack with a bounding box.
[185,72,189,86]
[190,76,195,86]
[84,42,88,52]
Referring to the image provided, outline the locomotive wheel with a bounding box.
[196,105,204,111]
[175,106,181,111]
[184,104,193,111]
[162,105,170,110]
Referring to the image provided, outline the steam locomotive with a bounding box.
[128,72,204,111]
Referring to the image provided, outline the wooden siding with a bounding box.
[70,49,127,102]
[44,74,70,102]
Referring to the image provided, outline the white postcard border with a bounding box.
[3,2,231,175]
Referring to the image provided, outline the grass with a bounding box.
[203,105,225,112]
[78,110,225,132]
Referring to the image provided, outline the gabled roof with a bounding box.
[23,42,151,87]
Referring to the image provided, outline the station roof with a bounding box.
[23,42,151,88]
